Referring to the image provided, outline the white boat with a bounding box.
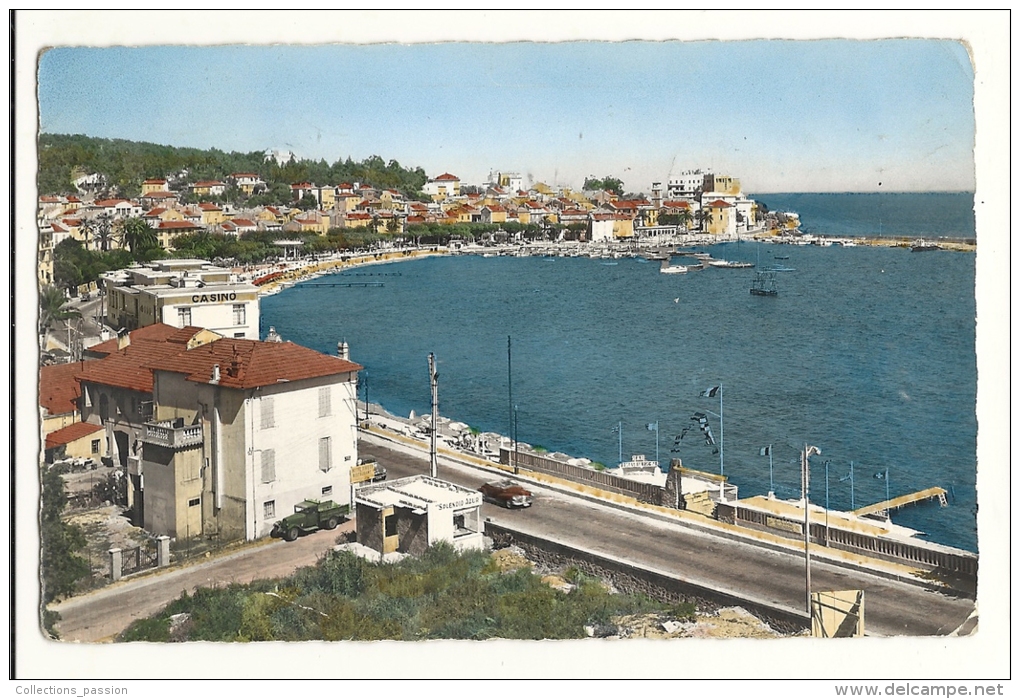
[708,259,754,269]
[660,263,688,274]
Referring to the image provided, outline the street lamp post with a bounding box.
[428,353,438,478]
[802,444,821,616]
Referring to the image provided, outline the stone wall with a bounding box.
[485,521,808,634]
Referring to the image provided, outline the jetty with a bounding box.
[853,486,949,517]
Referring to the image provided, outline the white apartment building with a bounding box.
[666,169,706,198]
[103,259,260,339]
[141,338,362,542]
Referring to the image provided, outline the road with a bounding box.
[359,439,976,638]
[51,437,975,641]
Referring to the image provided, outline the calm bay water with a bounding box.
[752,192,976,240]
[263,194,978,552]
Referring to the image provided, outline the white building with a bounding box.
[355,475,484,556]
[103,259,260,339]
[140,338,362,542]
[666,169,706,198]
[422,173,461,200]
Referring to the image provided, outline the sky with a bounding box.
[36,35,976,194]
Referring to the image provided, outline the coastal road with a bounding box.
[51,438,974,642]
[51,520,355,642]
[360,440,976,637]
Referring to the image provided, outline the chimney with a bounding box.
[211,364,220,384]
[117,329,130,351]
[337,341,349,361]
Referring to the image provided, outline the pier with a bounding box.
[853,487,949,518]
[299,281,385,288]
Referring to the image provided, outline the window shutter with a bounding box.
[261,449,276,483]
[261,396,275,429]
[318,386,331,418]
[319,436,331,472]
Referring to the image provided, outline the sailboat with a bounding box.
[750,245,779,295]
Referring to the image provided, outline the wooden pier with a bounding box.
[852,487,949,517]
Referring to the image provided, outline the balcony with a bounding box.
[143,419,203,450]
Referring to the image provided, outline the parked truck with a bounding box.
[271,499,350,542]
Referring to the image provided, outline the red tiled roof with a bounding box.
[148,339,361,390]
[346,212,372,220]
[145,191,176,199]
[232,173,260,178]
[144,207,167,217]
[231,218,256,227]
[86,324,208,358]
[67,196,81,203]
[434,173,459,181]
[192,180,225,187]
[158,221,202,230]
[407,215,426,224]
[706,199,732,208]
[45,421,103,450]
[95,199,129,207]
[662,200,691,209]
[40,196,61,203]
[39,362,84,416]
[51,223,68,233]
[62,218,82,226]
[198,202,222,211]
[143,178,167,184]
[291,182,313,189]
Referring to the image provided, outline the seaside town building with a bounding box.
[354,475,485,556]
[68,322,362,542]
[138,337,362,542]
[102,259,261,339]
[422,173,461,200]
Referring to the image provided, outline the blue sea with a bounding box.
[263,193,978,552]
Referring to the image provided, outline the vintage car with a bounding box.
[478,479,533,508]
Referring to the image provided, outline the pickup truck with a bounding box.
[271,499,350,542]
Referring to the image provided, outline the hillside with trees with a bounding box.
[37,134,429,202]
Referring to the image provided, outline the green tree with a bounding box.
[40,465,91,604]
[583,175,624,196]
[38,285,80,337]
[120,217,159,257]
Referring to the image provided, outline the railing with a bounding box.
[143,420,203,449]
[500,447,665,505]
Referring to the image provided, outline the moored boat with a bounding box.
[911,239,941,252]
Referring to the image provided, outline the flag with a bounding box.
[647,422,658,431]
[700,385,721,398]
[759,445,771,457]
[873,471,886,480]
[690,412,715,445]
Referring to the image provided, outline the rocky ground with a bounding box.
[488,545,795,639]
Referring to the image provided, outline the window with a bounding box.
[260,449,276,483]
[321,486,332,497]
[260,396,275,429]
[318,386,332,418]
[91,439,100,454]
[263,501,275,519]
[188,497,200,507]
[233,332,245,339]
[232,304,246,325]
[178,306,192,325]
[318,436,332,472]
[384,514,397,537]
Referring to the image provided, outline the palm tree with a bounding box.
[120,217,158,257]
[82,214,120,252]
[38,285,80,345]
[677,208,694,232]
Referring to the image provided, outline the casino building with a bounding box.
[102,259,260,340]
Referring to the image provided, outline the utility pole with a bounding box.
[428,353,438,478]
[507,336,515,474]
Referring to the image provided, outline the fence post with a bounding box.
[108,547,122,581]
[156,536,170,567]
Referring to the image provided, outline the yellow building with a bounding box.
[45,422,104,464]
[198,203,227,226]
[141,179,168,195]
[703,174,741,196]
[703,199,736,235]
